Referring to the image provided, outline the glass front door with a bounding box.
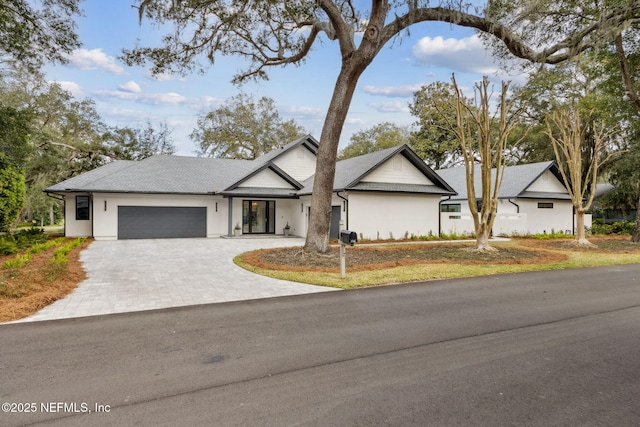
[242,200,275,234]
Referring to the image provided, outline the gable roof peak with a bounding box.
[253,134,319,164]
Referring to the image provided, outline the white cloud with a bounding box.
[95,89,187,105]
[52,81,83,98]
[99,107,155,122]
[145,70,187,82]
[345,117,366,125]
[189,96,224,111]
[362,84,424,98]
[93,88,223,111]
[412,35,499,75]
[66,48,125,75]
[118,81,142,93]
[281,105,325,119]
[165,119,192,128]
[368,101,410,113]
[94,89,137,101]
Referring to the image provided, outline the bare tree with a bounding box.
[123,0,640,253]
[439,76,526,251]
[545,108,617,246]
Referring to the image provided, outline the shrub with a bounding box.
[0,239,18,256]
[5,227,48,249]
[2,254,31,269]
[27,237,66,255]
[51,237,86,265]
[591,219,634,235]
[532,230,568,239]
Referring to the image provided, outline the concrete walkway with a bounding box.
[14,237,337,323]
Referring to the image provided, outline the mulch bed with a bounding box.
[518,236,640,252]
[243,242,567,273]
[0,239,91,323]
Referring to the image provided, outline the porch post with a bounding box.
[227,196,233,237]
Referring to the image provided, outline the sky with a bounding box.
[43,0,529,156]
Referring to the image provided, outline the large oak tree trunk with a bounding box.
[304,62,367,254]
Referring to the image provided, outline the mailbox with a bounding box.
[340,230,357,246]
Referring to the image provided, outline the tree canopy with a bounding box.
[338,122,410,160]
[191,94,307,160]
[0,70,181,227]
[409,82,466,169]
[0,106,30,230]
[0,0,82,72]
[103,121,176,161]
[0,104,32,169]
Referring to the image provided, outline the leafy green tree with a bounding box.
[191,94,306,160]
[0,0,82,71]
[1,72,107,175]
[513,55,629,167]
[338,122,410,160]
[103,120,176,161]
[601,130,640,219]
[0,104,32,168]
[0,154,26,231]
[409,82,465,169]
[597,23,640,242]
[0,104,31,230]
[123,0,639,253]
[1,70,107,225]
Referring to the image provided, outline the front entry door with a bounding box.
[242,200,275,234]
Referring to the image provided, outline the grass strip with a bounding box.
[234,240,640,289]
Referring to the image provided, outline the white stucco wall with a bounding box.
[272,145,317,181]
[347,192,440,240]
[238,169,296,188]
[90,193,224,240]
[526,170,567,192]
[361,154,434,185]
[279,198,308,237]
[518,199,574,234]
[63,193,93,238]
[440,198,576,236]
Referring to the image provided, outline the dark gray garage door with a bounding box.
[118,206,206,239]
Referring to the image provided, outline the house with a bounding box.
[436,161,590,236]
[46,135,456,241]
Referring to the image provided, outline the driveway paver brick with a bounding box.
[15,237,336,322]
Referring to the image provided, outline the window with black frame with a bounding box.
[76,196,90,220]
[440,204,461,213]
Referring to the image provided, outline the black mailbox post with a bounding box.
[339,230,357,278]
[340,230,357,247]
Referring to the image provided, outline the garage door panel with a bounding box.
[118,206,206,239]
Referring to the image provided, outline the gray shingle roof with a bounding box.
[46,155,255,194]
[46,140,456,198]
[436,161,569,201]
[46,160,136,192]
[299,145,456,195]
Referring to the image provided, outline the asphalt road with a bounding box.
[1,264,640,426]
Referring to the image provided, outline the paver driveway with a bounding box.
[16,237,336,323]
